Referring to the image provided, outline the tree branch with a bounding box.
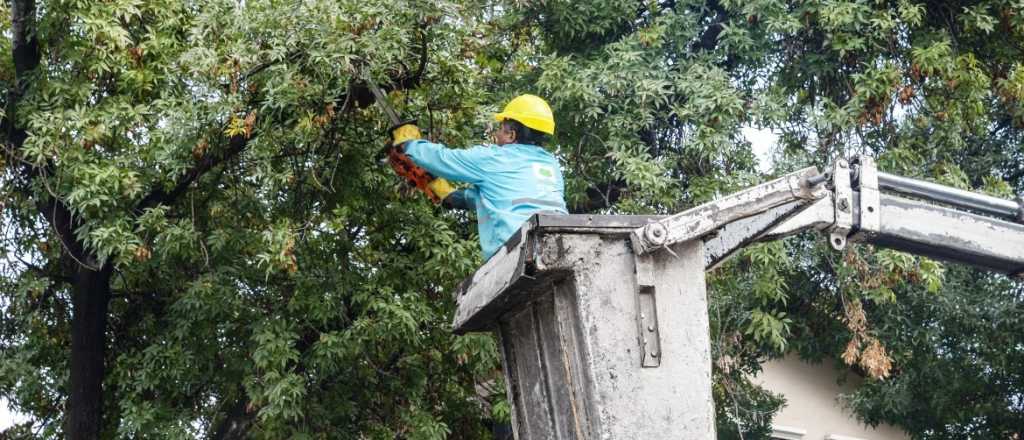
[397,25,430,91]
[572,180,627,213]
[14,253,73,284]
[4,0,41,145]
[209,394,256,440]
[345,28,431,112]
[240,51,301,84]
[10,0,40,83]
[690,0,728,54]
[135,134,250,213]
[5,0,98,272]
[139,32,433,215]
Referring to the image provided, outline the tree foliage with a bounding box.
[1,0,1023,439]
[2,0,500,438]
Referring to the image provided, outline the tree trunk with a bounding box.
[210,396,256,440]
[66,264,112,440]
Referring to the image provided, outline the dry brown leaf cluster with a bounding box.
[192,139,208,160]
[311,103,336,128]
[133,245,151,263]
[282,237,298,274]
[860,338,893,379]
[243,110,257,138]
[844,248,890,289]
[840,298,893,379]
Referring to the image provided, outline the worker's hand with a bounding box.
[390,121,422,147]
[383,145,453,204]
[441,189,472,210]
[428,177,455,201]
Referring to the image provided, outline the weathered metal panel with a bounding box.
[455,215,660,333]
[631,166,825,255]
[533,290,584,439]
[533,214,665,233]
[496,329,523,440]
[829,159,854,250]
[500,306,556,439]
[533,234,716,439]
[458,216,716,439]
[763,194,835,240]
[867,194,1024,275]
[703,200,813,270]
[452,226,531,332]
[853,156,881,236]
[551,281,598,439]
[878,171,1022,221]
[497,281,598,440]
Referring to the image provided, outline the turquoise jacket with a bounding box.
[404,140,568,259]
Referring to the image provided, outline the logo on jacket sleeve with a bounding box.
[533,163,557,184]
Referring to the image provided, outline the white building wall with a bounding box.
[752,355,911,440]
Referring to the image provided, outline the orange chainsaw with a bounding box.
[363,71,454,203]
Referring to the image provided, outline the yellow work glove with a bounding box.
[428,177,455,200]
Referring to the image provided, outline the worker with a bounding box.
[399,94,568,259]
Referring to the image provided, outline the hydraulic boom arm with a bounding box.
[631,156,1024,278]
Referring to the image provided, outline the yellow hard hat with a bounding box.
[494,94,555,135]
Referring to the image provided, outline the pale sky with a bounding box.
[0,399,27,431]
[744,125,779,173]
